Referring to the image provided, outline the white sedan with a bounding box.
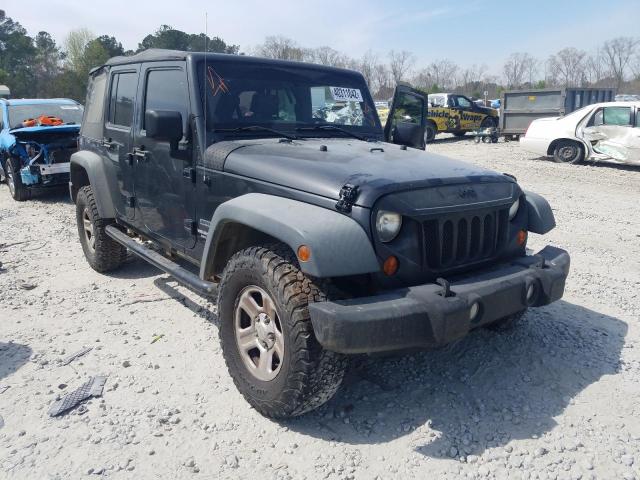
[520,101,640,165]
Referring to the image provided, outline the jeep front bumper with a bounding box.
[309,246,570,354]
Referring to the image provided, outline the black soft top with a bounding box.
[97,49,362,78]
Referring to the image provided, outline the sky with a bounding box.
[4,0,639,75]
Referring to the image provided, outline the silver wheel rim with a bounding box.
[82,208,96,251]
[559,146,576,161]
[234,285,284,382]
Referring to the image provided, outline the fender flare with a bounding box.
[524,190,556,235]
[69,150,117,218]
[200,193,380,279]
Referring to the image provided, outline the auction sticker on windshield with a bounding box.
[330,87,363,103]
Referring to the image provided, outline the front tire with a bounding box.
[75,185,127,272]
[217,244,347,418]
[553,140,584,164]
[5,157,31,201]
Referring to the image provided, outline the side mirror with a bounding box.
[145,110,183,142]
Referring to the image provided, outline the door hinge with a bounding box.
[183,167,196,183]
[127,196,136,208]
[335,184,359,213]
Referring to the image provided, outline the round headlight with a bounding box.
[508,198,520,220]
[376,210,402,243]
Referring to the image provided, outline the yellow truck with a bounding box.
[384,86,501,148]
[425,93,499,142]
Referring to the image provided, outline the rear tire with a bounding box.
[5,157,31,201]
[217,244,347,418]
[553,140,584,164]
[75,185,127,272]
[485,309,527,332]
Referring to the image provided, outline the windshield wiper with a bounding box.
[213,125,298,140]
[295,124,368,141]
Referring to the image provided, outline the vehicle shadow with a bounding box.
[29,187,71,204]
[428,135,473,145]
[0,341,32,381]
[535,156,640,172]
[107,256,164,280]
[152,276,218,324]
[284,300,626,458]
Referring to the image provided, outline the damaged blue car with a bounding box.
[0,98,83,201]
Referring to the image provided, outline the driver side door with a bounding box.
[384,85,427,149]
[451,95,482,130]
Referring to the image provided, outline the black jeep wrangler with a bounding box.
[70,50,570,418]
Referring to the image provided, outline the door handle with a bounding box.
[132,147,149,162]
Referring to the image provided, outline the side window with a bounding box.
[81,70,108,139]
[603,107,631,126]
[143,69,189,131]
[636,110,640,128]
[592,109,604,126]
[428,95,446,107]
[108,72,137,128]
[393,92,424,124]
[455,96,472,109]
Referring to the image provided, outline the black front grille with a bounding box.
[423,208,509,270]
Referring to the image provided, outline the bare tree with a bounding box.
[547,47,587,87]
[372,63,393,99]
[458,63,487,93]
[601,37,638,90]
[584,50,607,85]
[503,52,537,88]
[306,46,350,68]
[388,50,414,83]
[64,28,94,73]
[357,50,378,90]
[411,68,433,92]
[425,59,458,91]
[253,36,304,61]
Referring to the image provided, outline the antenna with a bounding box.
[204,12,208,137]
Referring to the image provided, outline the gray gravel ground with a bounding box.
[0,135,639,479]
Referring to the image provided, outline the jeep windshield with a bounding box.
[199,60,382,141]
[8,103,83,129]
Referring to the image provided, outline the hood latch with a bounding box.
[335,184,359,213]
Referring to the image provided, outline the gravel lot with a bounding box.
[1,136,639,479]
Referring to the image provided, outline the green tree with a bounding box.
[137,25,238,54]
[0,10,36,97]
[95,35,125,58]
[33,31,62,97]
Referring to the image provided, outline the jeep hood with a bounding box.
[207,138,513,208]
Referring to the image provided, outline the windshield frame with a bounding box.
[196,59,383,143]
[7,102,84,129]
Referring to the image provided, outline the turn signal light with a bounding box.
[297,245,311,262]
[383,256,399,276]
[517,230,527,246]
